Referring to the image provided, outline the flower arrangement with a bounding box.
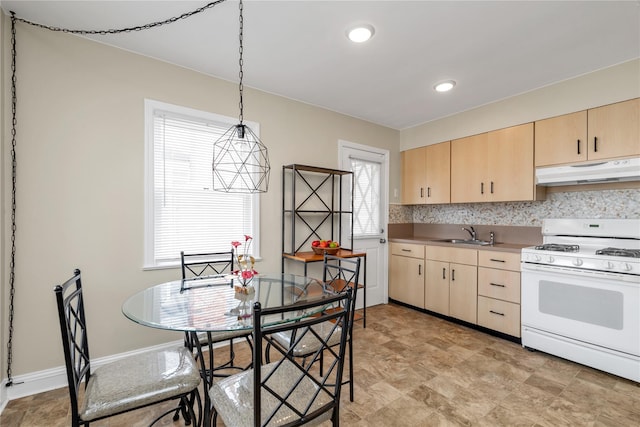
[231,235,257,288]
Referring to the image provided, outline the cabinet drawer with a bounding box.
[478,267,521,303]
[391,243,424,259]
[477,296,520,337]
[478,251,520,271]
[425,246,477,265]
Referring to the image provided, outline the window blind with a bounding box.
[151,110,254,265]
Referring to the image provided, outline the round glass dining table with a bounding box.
[122,273,335,334]
[122,273,336,427]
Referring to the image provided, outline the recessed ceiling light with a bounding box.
[347,24,374,43]
[434,80,456,92]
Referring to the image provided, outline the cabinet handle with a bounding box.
[401,249,412,252]
[577,139,581,155]
[420,187,424,198]
[594,136,598,152]
[418,264,422,275]
[452,269,455,281]
[489,258,505,263]
[480,182,484,194]
[427,187,431,198]
[490,181,494,194]
[489,310,505,316]
[490,282,506,288]
[442,268,446,280]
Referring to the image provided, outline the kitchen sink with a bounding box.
[437,239,492,246]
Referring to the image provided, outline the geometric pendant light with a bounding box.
[213,0,270,193]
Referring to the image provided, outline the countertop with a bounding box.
[389,237,530,254]
[388,223,541,254]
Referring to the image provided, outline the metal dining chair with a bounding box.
[54,269,202,427]
[266,254,361,402]
[209,289,353,426]
[181,250,253,376]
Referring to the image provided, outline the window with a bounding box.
[144,100,260,268]
[350,157,381,238]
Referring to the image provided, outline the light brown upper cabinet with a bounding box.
[588,98,639,161]
[535,98,639,166]
[401,141,450,204]
[451,123,536,203]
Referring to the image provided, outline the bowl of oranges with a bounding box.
[311,239,340,255]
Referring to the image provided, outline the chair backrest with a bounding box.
[323,254,361,328]
[181,250,234,279]
[54,269,90,420]
[252,290,352,426]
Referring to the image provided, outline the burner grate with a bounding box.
[535,244,580,252]
[595,248,640,258]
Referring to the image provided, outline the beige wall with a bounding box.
[401,59,640,150]
[0,16,399,378]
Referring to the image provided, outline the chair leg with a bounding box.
[348,335,354,402]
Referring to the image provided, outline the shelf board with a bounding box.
[283,250,366,263]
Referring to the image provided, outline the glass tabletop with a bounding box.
[122,273,335,332]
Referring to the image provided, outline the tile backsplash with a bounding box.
[389,188,640,226]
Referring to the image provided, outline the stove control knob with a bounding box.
[547,256,555,263]
[623,263,632,272]
[605,262,615,270]
[572,258,583,266]
[534,255,542,262]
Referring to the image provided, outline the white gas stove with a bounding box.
[521,218,640,278]
[521,218,640,382]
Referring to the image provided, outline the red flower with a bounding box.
[244,235,252,242]
[231,241,241,248]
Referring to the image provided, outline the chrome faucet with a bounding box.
[462,226,477,240]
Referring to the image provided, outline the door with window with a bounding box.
[339,141,389,307]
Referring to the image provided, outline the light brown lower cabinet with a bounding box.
[477,251,521,337]
[389,242,523,338]
[389,243,425,309]
[477,296,521,337]
[425,246,478,324]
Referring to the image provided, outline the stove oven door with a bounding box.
[521,263,639,357]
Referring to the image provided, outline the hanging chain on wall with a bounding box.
[4,0,227,388]
[6,12,19,388]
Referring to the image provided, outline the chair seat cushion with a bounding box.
[273,323,343,357]
[79,347,201,422]
[209,359,333,427]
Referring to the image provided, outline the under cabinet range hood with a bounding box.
[536,157,640,186]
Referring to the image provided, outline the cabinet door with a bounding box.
[535,110,588,166]
[401,147,428,204]
[588,98,640,160]
[449,263,477,324]
[487,123,534,202]
[451,133,488,203]
[425,141,451,204]
[389,255,425,308]
[425,260,449,315]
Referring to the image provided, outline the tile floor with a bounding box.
[1,303,639,426]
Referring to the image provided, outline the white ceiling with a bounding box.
[2,1,639,130]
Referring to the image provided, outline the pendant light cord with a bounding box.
[238,0,244,126]
[4,0,228,388]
